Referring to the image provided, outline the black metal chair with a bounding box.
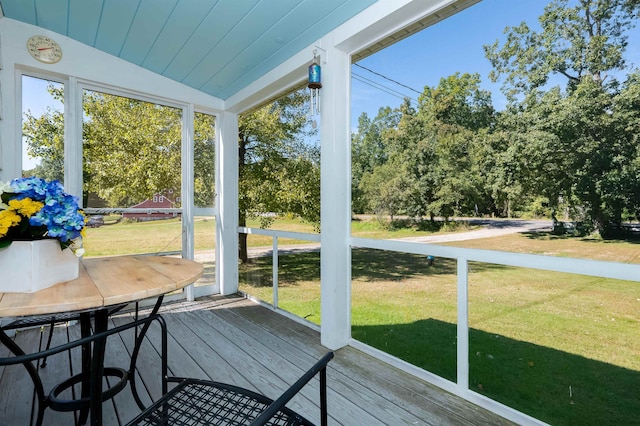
[126,351,334,426]
[0,309,168,426]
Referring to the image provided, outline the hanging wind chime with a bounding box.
[308,49,322,127]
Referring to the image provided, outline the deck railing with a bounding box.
[238,226,640,425]
[238,227,320,312]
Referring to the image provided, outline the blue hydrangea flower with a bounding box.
[7,177,85,248]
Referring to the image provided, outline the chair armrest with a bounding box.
[250,351,334,426]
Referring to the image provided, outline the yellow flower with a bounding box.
[8,198,44,217]
[0,209,21,237]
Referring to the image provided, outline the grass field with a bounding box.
[84,216,640,424]
[237,221,640,426]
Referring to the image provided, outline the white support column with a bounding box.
[216,110,239,295]
[0,69,20,181]
[65,76,82,199]
[182,104,196,300]
[320,44,351,350]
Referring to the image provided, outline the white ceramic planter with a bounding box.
[0,239,79,293]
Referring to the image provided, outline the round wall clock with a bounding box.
[27,35,63,64]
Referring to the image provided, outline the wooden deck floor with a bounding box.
[0,294,514,425]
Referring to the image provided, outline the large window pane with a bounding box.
[194,112,215,209]
[81,89,182,257]
[468,265,640,425]
[193,111,216,288]
[351,248,457,382]
[21,75,64,180]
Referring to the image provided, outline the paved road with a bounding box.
[394,219,552,244]
[204,219,552,261]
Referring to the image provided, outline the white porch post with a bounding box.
[320,45,351,350]
[64,77,83,199]
[217,110,239,295]
[0,70,20,181]
[182,104,196,300]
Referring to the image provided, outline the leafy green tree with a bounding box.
[22,107,65,182]
[193,113,216,208]
[238,89,318,262]
[486,0,640,99]
[352,74,496,222]
[82,91,182,207]
[23,87,214,209]
[419,72,494,131]
[359,157,412,220]
[412,73,495,220]
[486,0,640,235]
[351,107,401,213]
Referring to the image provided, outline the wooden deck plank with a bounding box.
[217,301,437,425]
[213,298,515,426]
[39,324,80,426]
[0,295,514,426]
[203,301,400,425]
[104,317,154,426]
[107,316,165,405]
[183,309,348,424]
[0,326,41,425]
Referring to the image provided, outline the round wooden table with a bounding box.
[0,255,203,317]
[0,255,203,426]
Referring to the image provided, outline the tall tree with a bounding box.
[485,0,640,236]
[351,106,401,213]
[486,0,640,98]
[82,91,182,206]
[412,73,495,220]
[238,89,318,262]
[22,106,65,182]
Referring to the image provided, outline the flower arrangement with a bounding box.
[0,177,86,254]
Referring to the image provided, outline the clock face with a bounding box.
[27,35,63,64]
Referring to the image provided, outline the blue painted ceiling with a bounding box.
[0,0,378,100]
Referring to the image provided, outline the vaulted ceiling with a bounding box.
[0,0,378,100]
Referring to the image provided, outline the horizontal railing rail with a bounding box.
[350,236,640,282]
[350,236,639,425]
[237,226,320,242]
[238,227,320,313]
[238,227,640,425]
[84,207,182,214]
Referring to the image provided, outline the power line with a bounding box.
[353,63,423,95]
[352,72,418,104]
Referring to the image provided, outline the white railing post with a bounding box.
[457,257,469,391]
[273,236,279,309]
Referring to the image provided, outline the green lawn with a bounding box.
[85,217,218,256]
[84,216,640,424]
[238,226,640,426]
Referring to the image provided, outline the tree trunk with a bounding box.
[238,209,248,263]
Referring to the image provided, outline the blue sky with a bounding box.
[351,0,640,127]
[22,1,640,167]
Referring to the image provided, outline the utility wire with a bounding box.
[352,73,418,104]
[353,63,423,95]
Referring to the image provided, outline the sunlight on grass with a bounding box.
[83,216,216,257]
[84,215,640,424]
[240,229,640,426]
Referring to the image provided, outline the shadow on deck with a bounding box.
[0,294,513,425]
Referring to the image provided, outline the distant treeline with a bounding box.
[352,1,640,239]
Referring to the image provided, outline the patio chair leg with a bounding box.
[40,317,56,368]
[320,366,328,426]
